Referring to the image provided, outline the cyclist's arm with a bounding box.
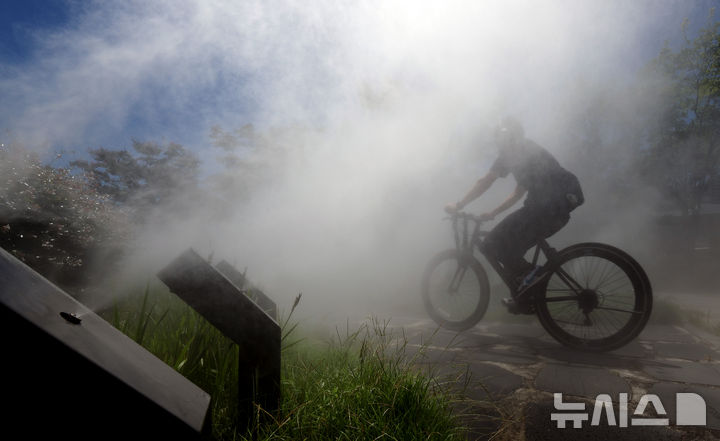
[455,170,499,210]
[486,184,526,219]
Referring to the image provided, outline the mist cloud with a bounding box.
[2,1,700,147]
[1,0,713,318]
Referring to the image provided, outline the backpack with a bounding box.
[563,173,584,211]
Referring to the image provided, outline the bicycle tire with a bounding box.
[421,249,490,331]
[534,242,652,352]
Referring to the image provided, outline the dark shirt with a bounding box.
[490,139,583,212]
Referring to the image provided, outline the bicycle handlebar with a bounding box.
[445,211,488,250]
[444,210,487,224]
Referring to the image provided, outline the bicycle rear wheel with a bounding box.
[422,249,490,331]
[534,243,652,351]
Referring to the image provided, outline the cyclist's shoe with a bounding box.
[516,266,546,295]
[502,297,535,315]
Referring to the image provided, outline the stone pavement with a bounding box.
[383,315,720,440]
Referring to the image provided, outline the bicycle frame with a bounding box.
[432,211,652,350]
[450,212,583,300]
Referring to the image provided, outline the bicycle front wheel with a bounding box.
[422,249,490,332]
[534,243,652,352]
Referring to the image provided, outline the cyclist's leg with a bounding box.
[482,207,536,279]
[538,209,570,241]
[483,206,569,281]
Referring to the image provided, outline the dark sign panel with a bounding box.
[0,248,211,440]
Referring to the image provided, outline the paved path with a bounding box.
[382,315,720,440]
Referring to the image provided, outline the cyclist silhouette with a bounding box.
[445,117,584,309]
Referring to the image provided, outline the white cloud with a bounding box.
[1,0,699,148]
[1,0,712,318]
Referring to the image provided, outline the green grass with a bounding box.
[103,283,242,438]
[646,297,686,326]
[99,282,467,440]
[651,296,720,336]
[259,318,465,440]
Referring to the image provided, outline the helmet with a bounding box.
[494,116,524,146]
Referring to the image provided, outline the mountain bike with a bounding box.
[421,211,653,351]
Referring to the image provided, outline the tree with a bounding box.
[0,144,128,292]
[72,139,201,220]
[637,11,720,215]
[207,124,310,208]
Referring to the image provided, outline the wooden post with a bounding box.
[157,249,281,429]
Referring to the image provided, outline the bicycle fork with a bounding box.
[447,247,475,294]
[447,265,467,294]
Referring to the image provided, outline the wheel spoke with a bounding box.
[543,296,579,302]
[555,268,583,293]
[448,265,467,292]
[594,306,643,314]
[423,251,489,331]
[535,247,651,351]
[554,318,590,327]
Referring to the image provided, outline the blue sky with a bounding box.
[0,0,70,62]
[0,0,717,162]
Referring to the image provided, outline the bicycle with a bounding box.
[421,211,653,351]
